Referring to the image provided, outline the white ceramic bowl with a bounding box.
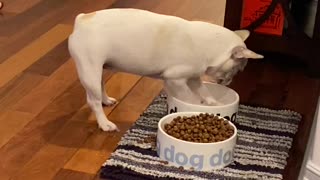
[167,82,239,123]
[157,112,237,171]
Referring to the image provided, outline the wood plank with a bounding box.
[0,36,8,45]
[109,0,140,8]
[12,73,140,176]
[53,169,95,180]
[0,110,34,148]
[62,0,117,25]
[191,0,226,25]
[0,0,105,62]
[0,24,73,88]
[172,0,207,20]
[150,0,184,15]
[92,172,102,180]
[125,0,162,10]
[0,0,75,36]
[63,149,107,175]
[0,0,89,63]
[2,0,42,13]
[0,72,47,112]
[64,77,163,174]
[0,70,113,178]
[12,59,78,114]
[11,122,95,180]
[25,39,70,76]
[0,165,10,180]
[0,11,17,23]
[63,126,123,175]
[108,0,179,15]
[0,61,81,177]
[0,80,89,176]
[12,72,140,179]
[55,111,112,175]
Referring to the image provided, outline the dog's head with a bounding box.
[205,30,263,85]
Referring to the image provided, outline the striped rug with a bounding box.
[100,93,302,180]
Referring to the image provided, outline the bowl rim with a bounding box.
[168,82,239,108]
[158,112,238,146]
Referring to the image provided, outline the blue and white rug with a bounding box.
[100,93,301,180]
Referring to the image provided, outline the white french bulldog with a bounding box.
[68,8,263,131]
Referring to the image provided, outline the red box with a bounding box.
[240,0,285,36]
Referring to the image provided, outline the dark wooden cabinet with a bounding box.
[224,0,320,77]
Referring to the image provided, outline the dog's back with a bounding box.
[69,8,243,76]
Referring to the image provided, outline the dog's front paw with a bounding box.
[102,97,117,106]
[98,120,119,132]
[203,97,223,106]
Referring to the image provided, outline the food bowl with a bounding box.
[157,112,237,171]
[167,82,239,123]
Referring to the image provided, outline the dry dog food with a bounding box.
[163,113,234,143]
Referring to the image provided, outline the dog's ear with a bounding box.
[234,30,250,41]
[232,46,264,59]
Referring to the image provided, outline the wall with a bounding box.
[299,97,320,180]
[298,1,320,179]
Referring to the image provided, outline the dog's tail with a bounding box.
[73,13,85,31]
[73,12,97,31]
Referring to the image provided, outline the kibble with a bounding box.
[163,113,234,143]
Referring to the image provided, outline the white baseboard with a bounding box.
[303,161,320,180]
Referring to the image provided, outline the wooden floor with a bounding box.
[0,0,319,180]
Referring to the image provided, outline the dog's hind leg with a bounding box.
[68,33,118,131]
[75,61,118,132]
[101,76,117,106]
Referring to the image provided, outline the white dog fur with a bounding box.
[68,8,263,131]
